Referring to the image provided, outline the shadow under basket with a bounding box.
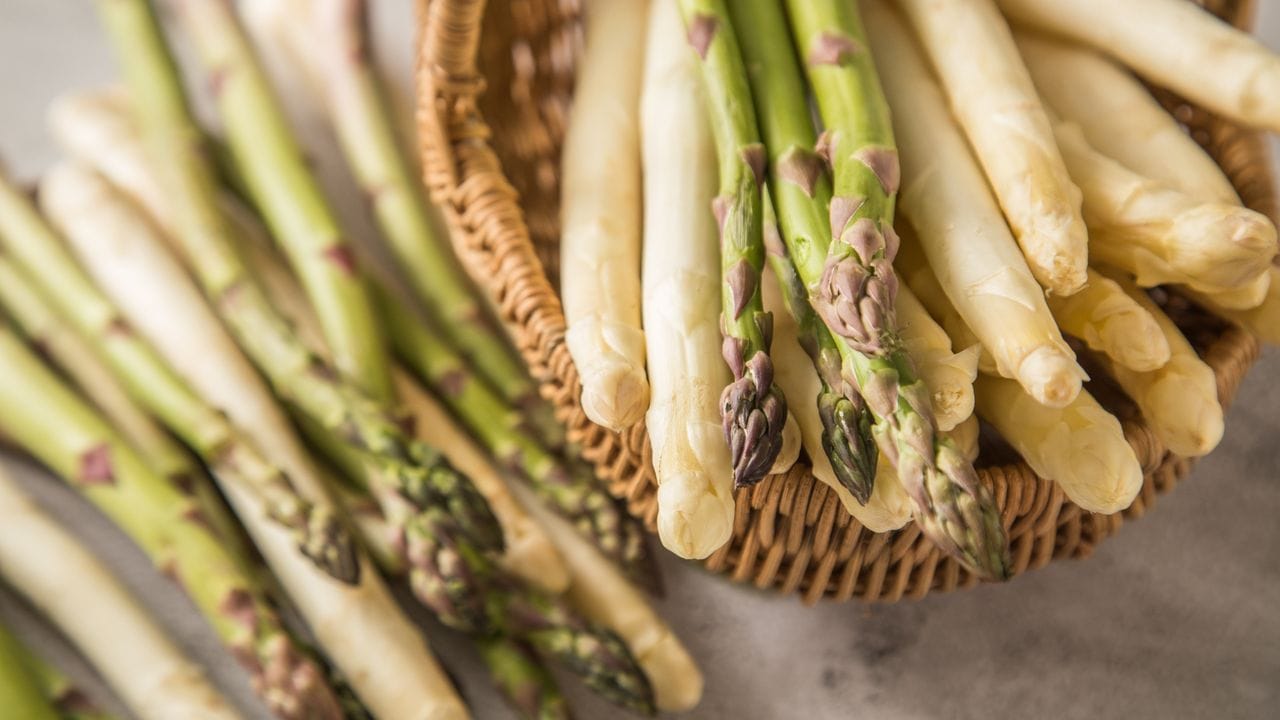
[415,0,1270,603]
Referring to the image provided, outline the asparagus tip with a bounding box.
[720,352,788,488]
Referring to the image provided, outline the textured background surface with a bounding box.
[1,2,1277,719]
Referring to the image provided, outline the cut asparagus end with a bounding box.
[1015,345,1085,408]
[655,472,735,560]
[719,351,788,488]
[817,390,878,505]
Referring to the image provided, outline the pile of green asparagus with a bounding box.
[0,0,703,718]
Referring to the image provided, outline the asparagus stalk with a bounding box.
[895,0,1088,295]
[1185,267,1280,345]
[477,638,571,720]
[1044,268,1172,373]
[0,163,356,585]
[677,0,788,487]
[159,0,390,399]
[382,293,656,590]
[0,621,60,720]
[762,196,877,503]
[999,0,1280,134]
[94,0,503,559]
[738,0,1008,577]
[1053,123,1276,295]
[1013,32,1241,206]
[974,375,1143,514]
[239,0,565,448]
[0,378,336,720]
[640,0,736,560]
[557,0,652,431]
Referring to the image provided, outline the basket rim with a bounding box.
[414,0,1268,603]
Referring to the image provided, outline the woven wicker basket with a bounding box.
[416,0,1271,603]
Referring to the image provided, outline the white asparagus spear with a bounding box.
[508,472,704,713]
[763,259,913,531]
[974,375,1142,514]
[897,285,980,431]
[893,0,1087,295]
[999,0,1280,134]
[558,0,651,431]
[1200,271,1273,311]
[1045,268,1171,373]
[865,2,1085,407]
[0,469,240,720]
[640,0,735,559]
[1013,33,1240,206]
[1099,270,1226,458]
[46,165,467,720]
[1185,266,1280,345]
[1053,122,1276,295]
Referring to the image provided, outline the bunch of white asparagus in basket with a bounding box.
[0,0,706,718]
[561,0,1280,576]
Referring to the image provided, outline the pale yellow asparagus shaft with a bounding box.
[974,376,1142,514]
[896,285,980,431]
[1045,268,1171,373]
[894,0,1087,295]
[864,2,1084,408]
[560,0,651,430]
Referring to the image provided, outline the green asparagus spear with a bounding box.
[92,0,503,558]
[678,0,788,487]
[733,0,1009,578]
[761,194,877,500]
[0,172,358,585]
[0,328,344,720]
[0,623,61,720]
[249,0,564,445]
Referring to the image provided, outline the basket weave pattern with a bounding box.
[417,0,1268,603]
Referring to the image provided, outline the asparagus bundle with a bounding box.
[639,0,737,560]
[864,1,1086,410]
[756,0,1008,577]
[0,469,241,720]
[557,0,652,431]
[678,0,788,488]
[0,620,62,720]
[235,216,658,714]
[1000,0,1280,134]
[240,0,564,449]
[895,0,1088,296]
[1052,122,1277,295]
[95,0,507,592]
